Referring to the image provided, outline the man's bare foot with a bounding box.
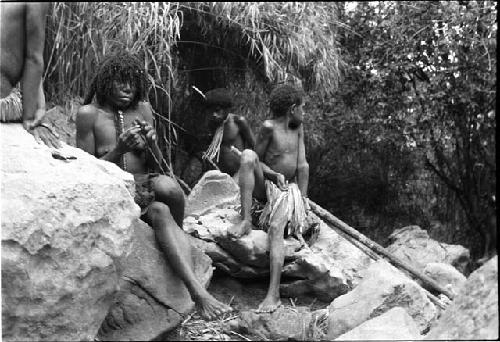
[196,293,233,321]
[257,295,281,313]
[228,219,253,238]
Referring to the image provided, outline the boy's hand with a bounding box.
[276,173,288,191]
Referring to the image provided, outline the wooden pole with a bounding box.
[308,199,455,300]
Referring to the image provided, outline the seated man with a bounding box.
[0,2,60,148]
[76,51,231,320]
[201,88,255,177]
[228,84,312,313]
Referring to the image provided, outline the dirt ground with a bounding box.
[159,271,329,341]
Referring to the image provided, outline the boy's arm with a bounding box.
[255,121,287,189]
[21,3,49,126]
[296,125,309,198]
[235,115,256,150]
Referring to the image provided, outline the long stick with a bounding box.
[308,199,455,300]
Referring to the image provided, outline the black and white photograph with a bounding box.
[0,1,497,341]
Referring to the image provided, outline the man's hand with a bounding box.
[134,119,157,144]
[23,111,62,149]
[116,126,143,153]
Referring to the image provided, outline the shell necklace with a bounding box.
[115,110,127,171]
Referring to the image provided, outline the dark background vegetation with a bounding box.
[42,2,496,265]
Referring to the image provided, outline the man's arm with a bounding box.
[76,105,97,156]
[21,3,48,124]
[235,115,255,150]
[296,125,309,198]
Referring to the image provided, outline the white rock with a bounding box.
[387,225,470,274]
[1,124,136,341]
[185,170,240,217]
[335,307,422,340]
[326,259,437,339]
[426,256,498,340]
[423,262,466,296]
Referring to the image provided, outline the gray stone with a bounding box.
[1,124,136,341]
[233,306,314,340]
[185,170,240,217]
[335,307,422,340]
[184,204,372,301]
[425,256,498,340]
[326,260,437,339]
[423,262,466,296]
[96,220,213,341]
[387,225,470,274]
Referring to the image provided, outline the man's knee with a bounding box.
[154,175,185,206]
[240,149,258,168]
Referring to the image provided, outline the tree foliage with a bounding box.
[307,1,496,258]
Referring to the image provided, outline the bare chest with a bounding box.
[93,108,146,156]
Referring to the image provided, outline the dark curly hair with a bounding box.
[83,51,148,107]
[204,88,234,109]
[269,84,304,117]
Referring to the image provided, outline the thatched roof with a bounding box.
[45,2,342,102]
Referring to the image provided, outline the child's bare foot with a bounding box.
[257,295,281,313]
[195,293,233,320]
[228,219,253,238]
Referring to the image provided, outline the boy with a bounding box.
[229,84,311,312]
[76,52,231,320]
[202,88,255,177]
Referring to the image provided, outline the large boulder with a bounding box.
[387,225,470,274]
[425,255,498,340]
[326,260,438,339]
[335,307,422,341]
[1,124,136,341]
[96,220,213,341]
[183,171,373,302]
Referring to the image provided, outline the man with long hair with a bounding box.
[76,51,232,320]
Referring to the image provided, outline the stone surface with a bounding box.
[326,259,438,339]
[185,170,240,217]
[1,124,136,341]
[232,306,315,340]
[423,262,466,296]
[183,171,373,302]
[96,219,214,341]
[387,225,470,274]
[425,256,498,340]
[335,307,422,340]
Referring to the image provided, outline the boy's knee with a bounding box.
[148,201,171,217]
[240,149,258,167]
